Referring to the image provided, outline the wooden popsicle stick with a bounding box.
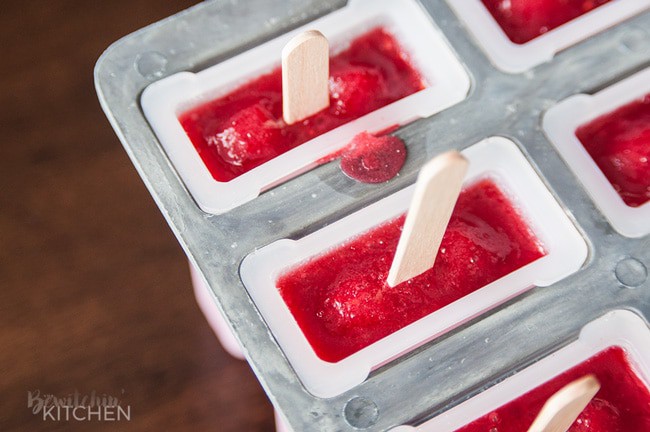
[282,30,330,125]
[527,375,601,432]
[386,151,468,288]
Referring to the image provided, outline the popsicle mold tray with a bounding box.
[95,1,650,431]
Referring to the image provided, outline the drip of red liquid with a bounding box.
[339,132,407,184]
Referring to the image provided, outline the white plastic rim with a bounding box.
[189,263,246,360]
[240,137,588,398]
[446,0,650,73]
[395,309,650,432]
[543,66,650,238]
[141,0,471,214]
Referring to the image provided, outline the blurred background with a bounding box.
[0,1,275,430]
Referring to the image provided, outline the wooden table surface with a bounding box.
[0,1,276,430]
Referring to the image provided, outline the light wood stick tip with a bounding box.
[282,30,328,57]
[421,150,467,172]
[281,29,330,124]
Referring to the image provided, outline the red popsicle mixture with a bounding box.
[339,131,407,184]
[179,28,424,182]
[576,93,650,207]
[277,179,545,362]
[481,0,612,44]
[456,346,650,431]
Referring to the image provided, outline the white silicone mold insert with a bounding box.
[447,1,650,73]
[190,263,293,432]
[240,137,588,398]
[394,309,650,432]
[141,0,470,214]
[543,67,650,238]
[189,263,245,360]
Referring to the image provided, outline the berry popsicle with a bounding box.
[456,346,650,431]
[179,27,424,182]
[576,92,650,208]
[481,0,612,44]
[277,178,545,362]
[241,137,588,396]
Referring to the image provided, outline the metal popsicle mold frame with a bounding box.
[94,1,650,431]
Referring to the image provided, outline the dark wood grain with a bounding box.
[0,1,275,430]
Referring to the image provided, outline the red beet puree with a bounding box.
[576,93,650,207]
[457,346,650,432]
[277,179,545,362]
[481,0,612,44]
[179,28,424,182]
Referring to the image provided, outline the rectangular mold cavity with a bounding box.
[543,67,650,238]
[446,0,650,73]
[140,0,470,214]
[400,309,650,432]
[240,137,588,398]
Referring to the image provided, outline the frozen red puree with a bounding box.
[481,0,612,44]
[179,28,424,182]
[340,132,407,183]
[277,179,545,362]
[456,346,650,431]
[576,93,650,207]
